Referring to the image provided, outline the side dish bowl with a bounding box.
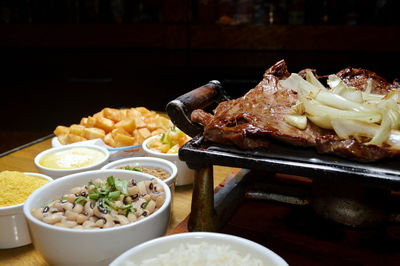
[23,169,171,266]
[142,135,194,186]
[34,144,110,178]
[0,172,53,249]
[101,157,177,193]
[110,232,289,266]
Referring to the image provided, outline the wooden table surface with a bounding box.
[0,137,238,265]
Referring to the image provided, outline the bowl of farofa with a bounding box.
[110,232,289,266]
[0,171,52,249]
[23,169,171,266]
[101,157,177,193]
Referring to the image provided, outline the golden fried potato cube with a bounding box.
[111,127,130,137]
[57,134,68,145]
[69,124,85,136]
[66,133,87,144]
[119,109,128,120]
[95,116,115,132]
[104,133,116,147]
[115,118,136,132]
[93,110,104,119]
[86,116,97,127]
[54,125,69,136]
[132,129,145,144]
[103,108,122,122]
[80,117,88,126]
[133,117,146,128]
[138,128,151,140]
[151,128,165,136]
[143,111,157,120]
[126,108,141,120]
[135,107,151,115]
[146,122,160,131]
[83,127,105,140]
[157,116,172,130]
[114,133,135,147]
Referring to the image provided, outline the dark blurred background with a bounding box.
[1,0,400,153]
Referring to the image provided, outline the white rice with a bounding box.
[123,241,265,266]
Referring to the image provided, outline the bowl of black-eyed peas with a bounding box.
[23,169,171,266]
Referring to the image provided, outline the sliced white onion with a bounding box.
[316,91,375,113]
[307,115,332,129]
[306,70,326,90]
[285,115,307,130]
[303,98,382,124]
[331,119,400,150]
[280,73,321,98]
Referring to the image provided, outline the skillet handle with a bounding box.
[166,80,230,137]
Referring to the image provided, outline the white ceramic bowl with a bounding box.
[110,232,289,266]
[142,135,194,186]
[0,172,53,249]
[101,157,177,193]
[23,169,171,266]
[34,144,110,178]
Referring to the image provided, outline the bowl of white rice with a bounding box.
[109,232,288,266]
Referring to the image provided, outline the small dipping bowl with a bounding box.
[142,135,194,186]
[0,172,53,249]
[34,144,110,179]
[101,157,177,194]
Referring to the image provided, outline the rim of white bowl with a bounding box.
[110,232,289,266]
[0,172,53,212]
[23,169,171,233]
[101,157,177,183]
[142,135,179,158]
[34,144,110,173]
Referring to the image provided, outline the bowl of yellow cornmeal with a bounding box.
[0,171,52,248]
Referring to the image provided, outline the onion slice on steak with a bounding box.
[331,119,400,150]
[280,70,400,148]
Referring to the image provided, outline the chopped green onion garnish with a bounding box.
[89,193,100,200]
[115,179,128,195]
[74,196,87,205]
[142,198,151,209]
[107,176,116,189]
[108,191,121,200]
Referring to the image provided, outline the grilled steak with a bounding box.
[191,60,332,150]
[191,60,400,161]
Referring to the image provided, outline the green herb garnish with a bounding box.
[74,196,87,205]
[142,198,151,209]
[160,133,166,142]
[115,179,128,195]
[89,193,100,200]
[107,176,116,190]
[108,191,121,200]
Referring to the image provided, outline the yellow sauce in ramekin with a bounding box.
[40,147,105,169]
